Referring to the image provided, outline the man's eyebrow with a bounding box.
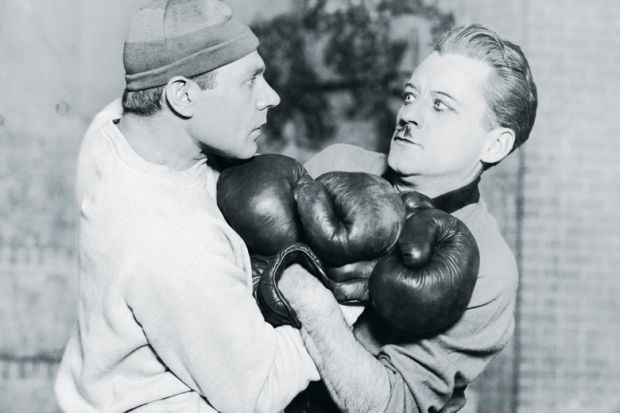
[434,90,458,102]
[404,82,460,104]
[246,65,265,78]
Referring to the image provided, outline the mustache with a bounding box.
[394,122,414,137]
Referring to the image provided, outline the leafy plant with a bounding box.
[252,0,454,149]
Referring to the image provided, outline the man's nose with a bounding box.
[257,80,281,110]
[397,102,424,130]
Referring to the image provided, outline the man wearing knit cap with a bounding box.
[55,0,319,411]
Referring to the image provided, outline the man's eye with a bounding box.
[247,76,258,88]
[433,99,449,112]
[402,92,415,104]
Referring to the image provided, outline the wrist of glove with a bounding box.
[250,253,272,296]
[255,243,330,328]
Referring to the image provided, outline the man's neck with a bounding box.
[117,112,202,171]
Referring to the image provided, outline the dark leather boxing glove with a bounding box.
[217,154,313,256]
[401,189,435,213]
[322,191,436,305]
[218,156,376,306]
[250,253,272,295]
[369,196,480,334]
[294,172,405,267]
[256,243,328,328]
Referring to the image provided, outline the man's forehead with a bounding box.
[407,52,491,98]
[217,50,264,76]
[246,57,265,75]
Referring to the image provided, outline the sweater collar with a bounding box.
[430,176,480,213]
[383,169,480,213]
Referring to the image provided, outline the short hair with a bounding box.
[122,71,218,117]
[434,24,538,158]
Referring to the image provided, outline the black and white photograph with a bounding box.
[0,0,618,412]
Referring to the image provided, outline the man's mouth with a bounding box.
[392,133,421,147]
[250,124,265,140]
[392,124,421,146]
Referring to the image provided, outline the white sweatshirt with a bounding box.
[55,100,319,413]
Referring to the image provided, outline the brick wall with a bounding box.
[439,0,620,412]
[0,0,87,409]
[0,247,76,413]
[519,1,620,412]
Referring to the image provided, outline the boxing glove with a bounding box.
[294,172,405,267]
[256,243,328,328]
[321,191,437,305]
[218,156,374,305]
[401,189,435,214]
[369,198,480,334]
[250,253,271,295]
[217,154,313,256]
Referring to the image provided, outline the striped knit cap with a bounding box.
[123,0,259,91]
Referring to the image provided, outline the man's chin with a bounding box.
[387,149,407,170]
[238,144,259,160]
[387,152,422,177]
[203,145,257,169]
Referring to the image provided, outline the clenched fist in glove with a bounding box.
[217,155,406,305]
[294,172,405,304]
[217,154,314,300]
[368,191,480,334]
[216,153,480,335]
[294,172,405,266]
[217,154,313,256]
[316,190,435,304]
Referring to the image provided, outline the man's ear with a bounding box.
[480,127,516,164]
[164,76,195,119]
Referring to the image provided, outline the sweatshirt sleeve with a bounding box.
[126,226,319,413]
[355,261,517,413]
